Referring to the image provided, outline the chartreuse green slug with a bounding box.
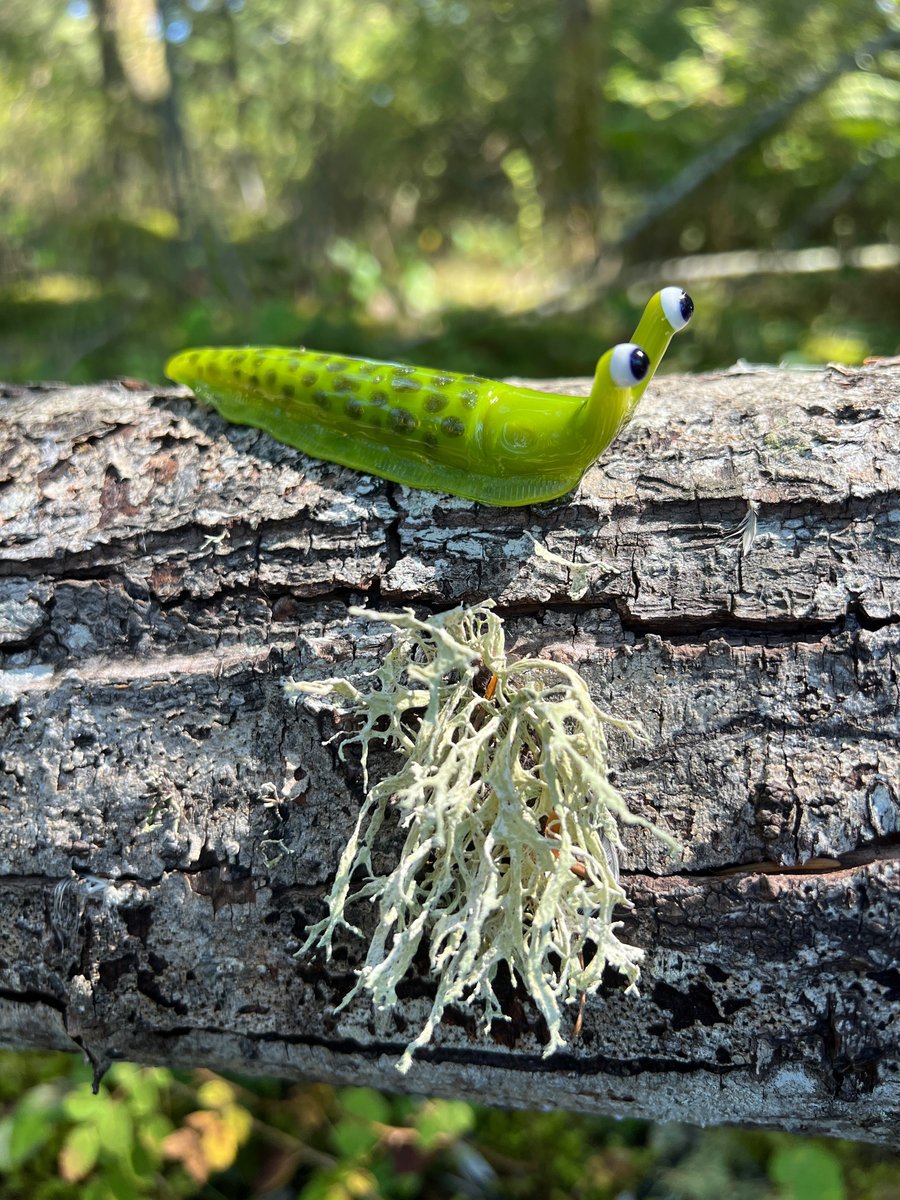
[165,286,693,506]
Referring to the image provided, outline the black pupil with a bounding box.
[629,347,650,382]
[680,291,694,322]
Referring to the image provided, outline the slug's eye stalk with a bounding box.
[609,343,650,389]
[581,288,694,465]
[660,286,694,331]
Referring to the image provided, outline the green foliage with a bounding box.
[2,1049,900,1199]
[0,0,897,384]
[769,1140,846,1200]
[0,1055,176,1199]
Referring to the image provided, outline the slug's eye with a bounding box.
[609,343,650,388]
[660,286,694,331]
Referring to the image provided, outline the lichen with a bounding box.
[527,532,620,599]
[286,601,679,1073]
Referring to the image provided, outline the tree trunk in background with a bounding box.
[152,0,193,234]
[556,0,606,257]
[291,4,339,263]
[91,0,130,95]
[90,0,173,187]
[1,365,899,1142]
[89,0,136,200]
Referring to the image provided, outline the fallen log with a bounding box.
[1,363,898,1142]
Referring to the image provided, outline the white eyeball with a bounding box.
[609,343,650,389]
[660,286,694,331]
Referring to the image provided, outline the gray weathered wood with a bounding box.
[1,365,898,1142]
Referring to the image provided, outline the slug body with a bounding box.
[165,287,693,507]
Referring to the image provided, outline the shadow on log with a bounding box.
[1,363,898,1142]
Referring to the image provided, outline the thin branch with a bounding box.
[530,27,900,317]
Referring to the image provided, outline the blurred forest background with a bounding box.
[0,0,898,385]
[3,0,900,1196]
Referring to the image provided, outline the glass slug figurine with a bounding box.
[165,287,693,507]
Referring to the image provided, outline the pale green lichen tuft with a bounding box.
[286,601,679,1073]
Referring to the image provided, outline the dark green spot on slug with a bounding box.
[371,391,388,407]
[442,416,465,437]
[461,388,478,408]
[281,383,295,398]
[313,390,330,409]
[424,431,438,447]
[334,376,360,392]
[346,398,364,419]
[432,375,453,387]
[265,370,277,386]
[248,373,259,385]
[389,407,417,433]
[230,352,246,365]
[424,393,449,413]
[327,361,348,372]
[286,359,300,372]
[394,366,414,376]
[301,371,317,386]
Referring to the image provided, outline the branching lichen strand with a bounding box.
[286,601,678,1072]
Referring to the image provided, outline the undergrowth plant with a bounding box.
[287,601,679,1072]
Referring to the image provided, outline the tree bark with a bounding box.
[1,364,898,1142]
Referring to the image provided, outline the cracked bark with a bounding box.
[1,364,899,1142]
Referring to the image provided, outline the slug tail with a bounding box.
[165,347,255,425]
[165,349,205,388]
